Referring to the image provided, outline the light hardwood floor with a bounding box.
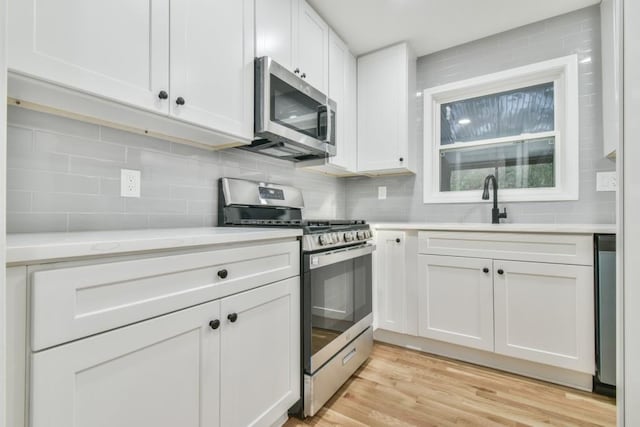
[285,342,616,427]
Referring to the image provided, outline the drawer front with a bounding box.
[31,240,299,351]
[418,231,593,266]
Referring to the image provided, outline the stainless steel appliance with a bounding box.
[242,56,337,162]
[218,178,374,418]
[594,234,616,396]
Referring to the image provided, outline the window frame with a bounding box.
[423,55,579,204]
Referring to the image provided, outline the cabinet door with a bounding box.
[493,260,595,373]
[418,255,494,351]
[327,31,357,172]
[220,277,300,427]
[256,0,297,71]
[375,231,407,333]
[8,0,170,114]
[296,0,329,92]
[170,0,254,140]
[357,43,413,174]
[30,300,221,427]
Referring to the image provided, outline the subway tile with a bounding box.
[68,156,126,179]
[7,125,34,155]
[7,148,69,172]
[68,213,149,231]
[32,193,125,213]
[7,169,100,194]
[7,106,100,139]
[6,191,32,212]
[7,213,68,233]
[125,198,187,214]
[147,214,205,228]
[36,131,126,162]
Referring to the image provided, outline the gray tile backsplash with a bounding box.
[345,5,616,225]
[6,106,346,233]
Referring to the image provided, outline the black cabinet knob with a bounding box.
[294,68,300,74]
[209,319,220,330]
[158,90,168,100]
[497,269,504,275]
[300,73,306,79]
[399,157,404,162]
[176,96,186,106]
[227,313,238,323]
[217,269,228,279]
[483,267,489,273]
[395,238,401,243]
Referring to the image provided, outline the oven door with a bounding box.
[255,57,336,157]
[303,243,374,374]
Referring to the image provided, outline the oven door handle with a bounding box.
[309,244,375,270]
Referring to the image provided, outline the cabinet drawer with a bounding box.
[31,240,299,351]
[418,231,593,266]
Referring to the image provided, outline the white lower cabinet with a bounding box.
[417,255,494,352]
[493,260,594,373]
[30,277,300,427]
[375,231,408,333]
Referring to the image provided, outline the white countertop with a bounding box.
[6,227,302,265]
[372,222,617,234]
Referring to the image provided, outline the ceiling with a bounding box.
[307,0,601,57]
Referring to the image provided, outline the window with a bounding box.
[423,55,579,203]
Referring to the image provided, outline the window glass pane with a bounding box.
[440,82,554,145]
[439,137,555,192]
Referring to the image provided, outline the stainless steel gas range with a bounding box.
[218,178,374,418]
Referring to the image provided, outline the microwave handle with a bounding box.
[316,104,328,141]
[325,103,333,144]
[309,244,375,270]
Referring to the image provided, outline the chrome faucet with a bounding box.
[482,174,507,224]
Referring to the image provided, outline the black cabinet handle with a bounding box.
[483,267,489,273]
[217,269,228,279]
[176,96,186,106]
[300,73,306,79]
[395,238,401,243]
[209,319,220,330]
[399,157,404,162]
[158,90,168,100]
[227,313,238,323]
[294,68,300,74]
[497,269,504,275]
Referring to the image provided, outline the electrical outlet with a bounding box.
[121,169,141,198]
[378,186,387,200]
[596,171,617,192]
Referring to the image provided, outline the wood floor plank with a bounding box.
[285,342,616,427]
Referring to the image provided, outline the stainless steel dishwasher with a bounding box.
[594,234,616,396]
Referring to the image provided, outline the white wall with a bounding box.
[623,0,640,424]
[0,0,8,424]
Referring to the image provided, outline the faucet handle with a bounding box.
[499,207,508,219]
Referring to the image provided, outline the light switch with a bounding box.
[596,171,617,192]
[378,186,387,200]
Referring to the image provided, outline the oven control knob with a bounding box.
[344,232,353,242]
[332,233,340,242]
[318,234,328,246]
[356,231,366,240]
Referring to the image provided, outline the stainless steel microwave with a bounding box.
[242,56,336,162]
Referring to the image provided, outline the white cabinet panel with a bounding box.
[296,0,329,92]
[418,255,494,351]
[31,300,221,427]
[375,231,407,333]
[357,42,416,174]
[256,0,297,71]
[9,0,170,113]
[220,277,300,427]
[493,260,595,374]
[170,0,254,139]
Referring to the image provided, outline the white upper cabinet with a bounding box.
[255,0,298,70]
[357,42,416,175]
[170,0,254,139]
[8,0,254,147]
[296,0,329,92]
[326,31,357,172]
[8,0,170,114]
